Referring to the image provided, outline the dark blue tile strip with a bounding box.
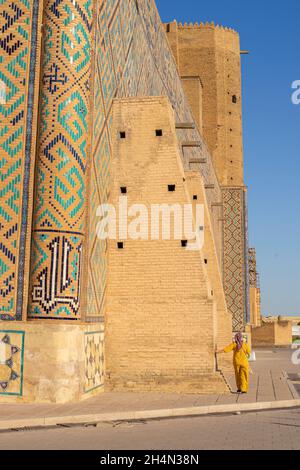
[16,0,41,321]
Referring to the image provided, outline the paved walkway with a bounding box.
[1,409,299,450]
[0,349,299,426]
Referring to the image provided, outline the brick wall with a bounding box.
[165,22,244,187]
[165,22,249,330]
[252,321,292,347]
[105,97,229,393]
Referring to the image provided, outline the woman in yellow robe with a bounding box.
[220,332,251,394]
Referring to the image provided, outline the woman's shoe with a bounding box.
[237,389,241,393]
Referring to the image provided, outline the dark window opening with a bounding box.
[156,129,163,137]
[204,259,208,264]
[199,226,204,232]
[119,131,126,139]
[168,185,176,192]
[117,242,124,249]
[166,24,170,33]
[120,187,127,194]
[181,240,188,248]
[232,95,237,104]
[193,195,198,200]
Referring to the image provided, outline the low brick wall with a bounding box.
[252,321,292,347]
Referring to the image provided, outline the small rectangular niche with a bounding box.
[155,129,163,137]
[204,259,208,264]
[232,95,237,104]
[117,242,124,249]
[181,240,188,248]
[193,195,198,200]
[119,131,126,139]
[168,185,176,192]
[120,187,127,194]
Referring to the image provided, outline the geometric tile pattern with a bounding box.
[249,248,258,288]
[28,0,93,319]
[0,1,41,320]
[84,330,105,393]
[0,331,25,396]
[244,189,251,325]
[222,188,248,331]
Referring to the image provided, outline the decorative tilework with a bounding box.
[0,331,25,396]
[222,188,248,331]
[84,330,105,392]
[0,1,42,320]
[17,0,42,319]
[30,233,83,318]
[29,0,94,319]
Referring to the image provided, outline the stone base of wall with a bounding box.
[107,372,229,395]
[252,321,292,348]
[0,322,104,404]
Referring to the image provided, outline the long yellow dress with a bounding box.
[223,342,251,393]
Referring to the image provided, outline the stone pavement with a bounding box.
[0,349,299,428]
[1,409,299,450]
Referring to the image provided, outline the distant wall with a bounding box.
[106,97,229,394]
[252,321,292,347]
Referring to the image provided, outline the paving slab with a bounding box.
[0,348,298,431]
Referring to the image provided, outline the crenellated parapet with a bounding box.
[177,21,238,34]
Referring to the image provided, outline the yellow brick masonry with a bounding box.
[252,321,292,347]
[186,172,232,371]
[165,22,244,187]
[181,77,203,134]
[105,97,230,394]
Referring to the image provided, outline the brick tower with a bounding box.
[165,21,249,331]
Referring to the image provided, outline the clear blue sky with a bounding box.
[156,0,300,316]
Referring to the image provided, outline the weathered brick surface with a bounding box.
[105,97,229,393]
[252,321,292,347]
[250,286,262,327]
[165,22,244,187]
[186,172,232,371]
